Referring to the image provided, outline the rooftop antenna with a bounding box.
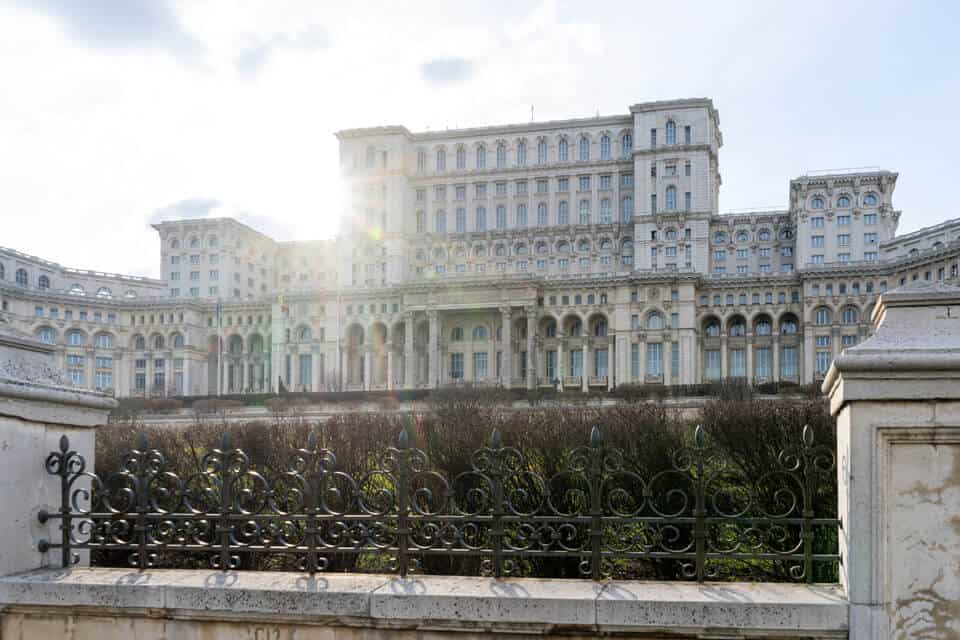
[530,104,535,122]
[595,108,600,118]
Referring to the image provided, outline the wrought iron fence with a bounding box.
[38,424,839,582]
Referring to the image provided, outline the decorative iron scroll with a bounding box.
[38,425,839,582]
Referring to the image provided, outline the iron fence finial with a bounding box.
[590,425,602,448]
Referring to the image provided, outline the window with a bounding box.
[558,138,568,161]
[838,215,850,226]
[842,307,859,324]
[557,201,569,225]
[621,133,632,156]
[456,146,466,169]
[476,145,486,168]
[558,177,569,192]
[600,134,610,159]
[864,213,877,225]
[842,335,858,348]
[865,252,878,261]
[67,330,84,346]
[665,186,676,211]
[578,136,589,161]
[451,327,464,342]
[650,194,657,214]
[599,198,611,223]
[496,205,506,229]
[450,353,464,379]
[812,235,824,248]
[705,349,721,380]
[536,179,548,194]
[537,202,548,226]
[815,308,832,325]
[417,151,426,172]
[578,199,591,224]
[95,333,112,349]
[496,143,506,168]
[516,140,527,166]
[516,204,527,227]
[473,352,488,379]
[864,232,877,244]
[810,197,825,209]
[537,139,547,164]
[646,343,662,377]
[15,268,27,287]
[665,121,676,145]
[815,350,832,375]
[578,175,590,191]
[863,193,878,206]
[621,196,633,222]
[37,327,55,343]
[436,148,446,171]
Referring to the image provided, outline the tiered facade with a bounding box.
[2,98,958,397]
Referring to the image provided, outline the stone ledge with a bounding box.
[0,568,848,638]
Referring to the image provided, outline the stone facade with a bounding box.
[1,98,959,397]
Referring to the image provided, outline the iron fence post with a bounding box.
[693,425,706,582]
[489,429,505,579]
[218,432,233,572]
[396,426,411,578]
[588,426,603,580]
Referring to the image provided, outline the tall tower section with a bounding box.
[631,99,722,274]
[335,126,415,288]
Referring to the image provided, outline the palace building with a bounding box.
[2,98,958,397]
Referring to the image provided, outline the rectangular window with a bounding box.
[837,234,850,246]
[781,246,793,257]
[815,351,831,375]
[515,180,527,195]
[671,342,680,378]
[705,350,721,380]
[450,353,464,379]
[837,215,850,225]
[864,252,878,261]
[684,125,691,144]
[684,161,691,176]
[545,350,556,381]
[299,354,312,389]
[473,352,488,379]
[782,346,799,379]
[570,349,583,377]
[864,232,877,244]
[599,174,611,190]
[455,185,466,200]
[645,342,662,377]
[594,348,608,377]
[684,192,691,211]
[838,253,850,263]
[631,343,640,381]
[842,335,858,348]
[729,349,746,378]
[811,255,824,264]
[475,183,487,198]
[811,235,824,248]
[578,176,590,191]
[756,347,772,379]
[864,214,877,225]
[759,247,770,257]
[456,208,466,232]
[811,217,824,228]
[621,173,633,187]
[557,177,569,192]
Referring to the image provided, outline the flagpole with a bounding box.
[216,299,222,397]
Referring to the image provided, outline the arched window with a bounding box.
[704,320,720,337]
[153,334,165,350]
[38,275,50,290]
[569,320,582,337]
[473,244,485,257]
[621,196,633,222]
[665,121,676,145]
[433,247,445,260]
[208,235,218,248]
[134,335,146,350]
[173,333,185,348]
[665,186,677,211]
[755,319,772,336]
[67,330,84,347]
[578,199,591,224]
[578,136,589,161]
[536,242,548,254]
[298,326,312,341]
[863,193,878,206]
[557,240,570,253]
[417,150,426,172]
[366,145,376,167]
[577,238,591,252]
[537,138,547,164]
[558,201,569,225]
[476,145,486,168]
[621,238,634,252]
[496,143,506,168]
[758,229,771,241]
[69,283,85,296]
[621,132,632,156]
[537,202,548,226]
[545,321,557,338]
[842,307,859,324]
[599,238,612,250]
[170,238,180,249]
[837,196,850,208]
[600,134,610,159]
[15,268,27,287]
[96,287,112,299]
[515,243,528,255]
[436,148,446,171]
[36,327,55,344]
[451,327,464,341]
[810,197,825,209]
[714,232,727,244]
[495,244,506,257]
[815,308,832,325]
[516,140,526,166]
[781,319,798,334]
[456,146,466,169]
[665,228,677,241]
[593,318,608,337]
[95,333,113,349]
[472,326,488,340]
[647,313,664,330]
[736,231,749,243]
[190,237,200,248]
[729,319,746,337]
[558,138,568,162]
[124,290,137,298]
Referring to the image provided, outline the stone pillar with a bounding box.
[556,335,564,391]
[581,339,589,392]
[363,350,372,391]
[0,327,116,576]
[746,340,753,384]
[720,335,728,381]
[386,346,394,391]
[803,328,815,384]
[427,310,439,388]
[311,348,321,392]
[183,356,191,396]
[607,336,615,391]
[526,308,536,390]
[823,282,960,639]
[404,313,415,389]
[639,340,647,383]
[773,337,781,383]
[500,307,512,387]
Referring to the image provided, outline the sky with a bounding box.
[1,0,958,279]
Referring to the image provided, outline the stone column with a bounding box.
[427,310,439,388]
[404,313,415,389]
[526,308,536,390]
[556,334,564,391]
[803,327,815,384]
[773,337,781,382]
[720,335,728,381]
[386,345,394,390]
[823,282,960,639]
[639,340,647,383]
[363,350,372,391]
[312,348,321,392]
[183,355,191,396]
[607,336,615,390]
[746,339,753,384]
[500,307,512,387]
[581,339,589,392]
